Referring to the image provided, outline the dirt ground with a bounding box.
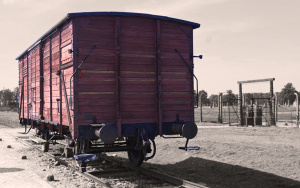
[0,125,100,188]
[1,112,300,188]
[117,124,300,188]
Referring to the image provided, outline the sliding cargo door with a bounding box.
[60,21,74,129]
[51,32,60,123]
[29,48,40,120]
[18,57,27,120]
[43,39,51,121]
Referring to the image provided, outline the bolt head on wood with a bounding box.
[0,138,2,141]
[22,156,27,160]
[7,145,11,148]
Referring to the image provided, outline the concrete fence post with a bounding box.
[274,93,278,124]
[199,93,204,122]
[218,93,223,123]
[295,92,299,128]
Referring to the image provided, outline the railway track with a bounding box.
[15,134,208,188]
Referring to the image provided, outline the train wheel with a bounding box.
[127,137,145,166]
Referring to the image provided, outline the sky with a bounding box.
[0,0,299,96]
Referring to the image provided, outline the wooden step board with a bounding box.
[29,136,47,144]
[90,124,104,127]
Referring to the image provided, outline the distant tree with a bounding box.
[2,89,14,107]
[243,93,252,105]
[223,90,237,105]
[209,94,218,107]
[279,83,297,106]
[199,90,209,106]
[0,90,3,106]
[9,87,19,110]
[0,88,18,110]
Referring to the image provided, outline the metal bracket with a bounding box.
[69,45,96,110]
[175,49,199,108]
[161,135,183,139]
[179,138,200,151]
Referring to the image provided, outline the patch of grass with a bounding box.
[0,111,19,128]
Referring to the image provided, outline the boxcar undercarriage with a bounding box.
[21,116,198,166]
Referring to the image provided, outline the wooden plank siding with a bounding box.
[18,14,197,139]
[19,45,41,121]
[160,20,194,122]
[42,39,51,121]
[51,32,60,123]
[59,21,74,128]
[29,47,40,120]
[39,21,74,128]
[119,17,157,125]
[73,15,195,130]
[74,16,117,128]
[18,57,26,120]
[17,20,74,131]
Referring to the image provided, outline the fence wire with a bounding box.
[195,104,299,126]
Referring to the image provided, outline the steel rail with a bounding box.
[99,154,209,188]
[15,135,113,188]
[15,134,209,188]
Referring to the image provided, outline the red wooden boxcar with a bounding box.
[16,12,200,165]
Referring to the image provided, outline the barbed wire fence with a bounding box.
[195,93,299,127]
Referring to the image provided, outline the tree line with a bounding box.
[195,83,299,107]
[0,82,298,111]
[0,87,18,111]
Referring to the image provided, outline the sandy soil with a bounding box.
[137,124,300,188]
[0,125,98,188]
[1,111,300,188]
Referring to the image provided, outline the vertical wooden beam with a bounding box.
[19,77,24,120]
[29,53,31,121]
[115,17,121,137]
[49,37,53,122]
[39,44,44,120]
[156,20,162,135]
[242,94,246,107]
[60,71,72,129]
[34,49,37,119]
[189,27,194,122]
[26,53,29,122]
[22,58,25,121]
[274,93,278,123]
[239,83,243,126]
[33,51,35,119]
[72,19,78,138]
[59,28,63,134]
[270,80,275,125]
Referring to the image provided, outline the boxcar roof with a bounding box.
[16,11,200,60]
